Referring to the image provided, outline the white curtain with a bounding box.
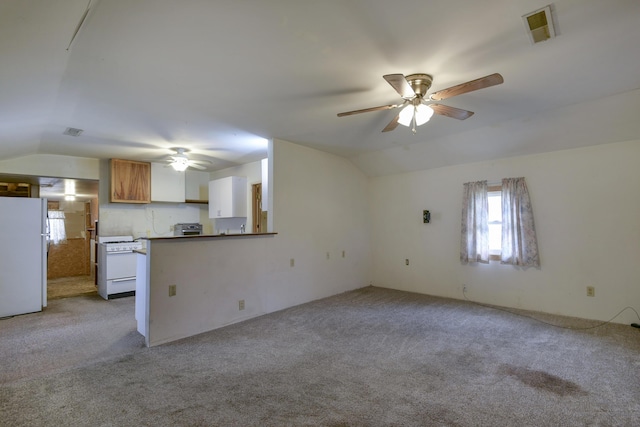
[48,210,66,245]
[501,177,540,267]
[460,180,489,263]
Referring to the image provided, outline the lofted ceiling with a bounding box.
[0,0,639,177]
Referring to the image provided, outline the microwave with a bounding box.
[174,223,203,236]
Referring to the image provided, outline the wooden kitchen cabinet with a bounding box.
[0,182,30,197]
[208,176,247,218]
[110,159,151,203]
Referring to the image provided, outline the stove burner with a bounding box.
[101,240,143,253]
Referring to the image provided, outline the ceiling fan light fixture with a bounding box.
[171,156,189,171]
[398,104,415,127]
[414,104,434,125]
[398,103,434,128]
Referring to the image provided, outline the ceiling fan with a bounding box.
[337,73,504,133]
[163,148,211,171]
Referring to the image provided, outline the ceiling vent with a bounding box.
[523,5,556,44]
[63,127,84,137]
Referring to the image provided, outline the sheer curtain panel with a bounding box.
[501,177,540,267]
[48,210,66,245]
[460,180,489,263]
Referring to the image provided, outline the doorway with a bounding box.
[37,178,99,300]
[46,199,98,299]
[252,183,267,233]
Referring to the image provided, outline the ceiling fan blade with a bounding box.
[381,114,400,132]
[337,104,399,117]
[189,159,213,165]
[383,74,416,99]
[188,163,206,170]
[430,104,474,120]
[142,159,170,163]
[430,73,504,101]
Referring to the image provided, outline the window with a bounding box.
[487,186,502,260]
[461,178,540,267]
[48,210,66,245]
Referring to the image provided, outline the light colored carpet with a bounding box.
[1,286,639,426]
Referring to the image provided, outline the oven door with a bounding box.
[99,251,137,299]
[105,251,137,279]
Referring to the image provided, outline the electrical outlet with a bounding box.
[587,286,595,297]
[239,300,245,310]
[290,258,295,267]
[168,284,176,297]
[463,285,467,293]
[405,259,409,266]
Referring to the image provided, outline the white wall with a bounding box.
[146,235,275,346]
[266,139,371,311]
[369,139,640,324]
[144,139,371,345]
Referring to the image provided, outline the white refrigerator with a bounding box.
[0,197,48,318]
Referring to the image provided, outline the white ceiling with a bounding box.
[1,0,639,177]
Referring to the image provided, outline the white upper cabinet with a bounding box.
[208,176,247,218]
[185,170,210,202]
[151,163,186,203]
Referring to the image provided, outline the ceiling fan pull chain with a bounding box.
[411,109,417,134]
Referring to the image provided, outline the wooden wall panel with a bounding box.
[47,238,90,279]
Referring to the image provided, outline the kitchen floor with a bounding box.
[47,275,97,300]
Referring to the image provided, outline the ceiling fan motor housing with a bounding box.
[405,74,433,98]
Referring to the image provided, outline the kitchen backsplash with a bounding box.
[98,202,209,238]
[213,217,248,235]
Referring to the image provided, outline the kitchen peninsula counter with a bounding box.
[135,232,278,346]
[145,232,277,241]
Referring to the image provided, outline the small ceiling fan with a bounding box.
[337,73,504,133]
[163,147,211,171]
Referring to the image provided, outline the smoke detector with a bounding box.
[523,5,556,44]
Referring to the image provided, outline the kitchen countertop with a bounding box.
[144,232,277,241]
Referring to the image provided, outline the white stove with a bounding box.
[97,236,143,299]
[98,235,143,253]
